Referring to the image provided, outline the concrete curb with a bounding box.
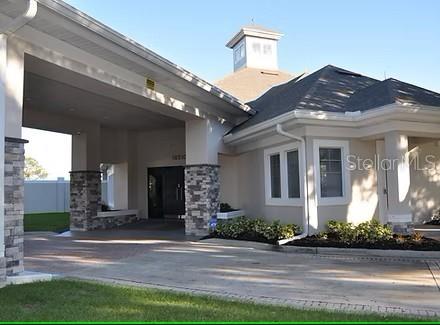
[201,238,440,260]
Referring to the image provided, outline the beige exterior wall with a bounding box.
[220,148,303,226]
[408,138,440,223]
[218,154,239,209]
[222,137,380,231]
[315,138,379,230]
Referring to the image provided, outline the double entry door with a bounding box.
[148,166,185,219]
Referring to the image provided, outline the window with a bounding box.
[313,140,350,206]
[270,154,281,198]
[263,44,272,55]
[287,151,300,198]
[234,43,245,64]
[264,143,303,206]
[319,148,343,197]
[252,42,261,54]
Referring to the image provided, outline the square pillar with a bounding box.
[184,164,220,236]
[1,34,26,281]
[184,117,227,236]
[4,137,27,276]
[384,132,413,234]
[70,171,101,231]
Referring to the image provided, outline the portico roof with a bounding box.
[0,0,255,120]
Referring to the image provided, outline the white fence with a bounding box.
[24,178,109,214]
[24,178,70,213]
[24,178,108,213]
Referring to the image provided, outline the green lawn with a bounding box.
[24,212,70,232]
[0,279,432,322]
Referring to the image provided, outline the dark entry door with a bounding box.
[148,166,185,219]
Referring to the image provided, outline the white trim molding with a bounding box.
[264,142,304,206]
[313,139,351,206]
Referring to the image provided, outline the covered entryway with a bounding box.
[0,0,251,280]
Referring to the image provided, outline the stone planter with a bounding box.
[217,210,245,220]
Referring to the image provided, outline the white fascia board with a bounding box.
[34,0,254,116]
[224,104,440,145]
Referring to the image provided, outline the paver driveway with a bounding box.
[24,226,440,317]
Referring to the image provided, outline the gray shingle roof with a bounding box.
[230,65,440,133]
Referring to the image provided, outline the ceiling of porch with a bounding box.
[23,55,186,132]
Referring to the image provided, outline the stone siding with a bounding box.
[184,165,220,236]
[90,213,140,230]
[4,138,26,276]
[70,171,101,231]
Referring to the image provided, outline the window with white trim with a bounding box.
[234,43,245,64]
[264,143,302,206]
[313,140,350,206]
[319,148,343,197]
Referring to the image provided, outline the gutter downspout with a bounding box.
[0,0,37,263]
[275,124,309,245]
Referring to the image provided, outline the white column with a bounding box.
[71,125,101,171]
[0,35,7,257]
[384,132,412,228]
[185,118,230,165]
[305,137,319,233]
[4,38,24,139]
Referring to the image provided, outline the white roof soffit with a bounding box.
[7,0,255,116]
[224,104,440,144]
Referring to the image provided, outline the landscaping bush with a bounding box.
[327,219,392,244]
[213,217,300,244]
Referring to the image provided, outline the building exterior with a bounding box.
[1,0,440,284]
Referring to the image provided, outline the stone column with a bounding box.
[70,171,101,231]
[4,137,26,276]
[184,165,220,236]
[384,132,413,234]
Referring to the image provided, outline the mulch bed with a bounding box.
[205,233,440,251]
[287,235,440,251]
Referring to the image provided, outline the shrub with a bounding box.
[411,231,423,242]
[327,220,357,242]
[428,209,440,225]
[327,219,392,243]
[356,220,393,242]
[213,217,300,244]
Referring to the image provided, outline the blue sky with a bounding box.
[64,0,440,91]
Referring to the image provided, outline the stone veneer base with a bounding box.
[184,165,220,237]
[0,257,6,283]
[70,171,102,231]
[89,213,140,231]
[4,137,26,276]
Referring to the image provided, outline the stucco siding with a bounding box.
[408,138,440,224]
[314,138,379,231]
[226,148,303,225]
